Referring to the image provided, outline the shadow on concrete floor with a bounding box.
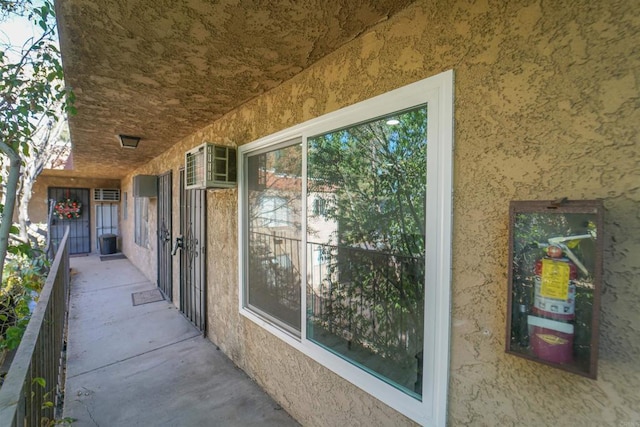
[64,255,299,427]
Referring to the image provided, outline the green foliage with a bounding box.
[306,107,428,392]
[30,376,75,426]
[32,376,46,388]
[0,0,75,276]
[0,0,72,149]
[0,247,48,350]
[308,106,427,256]
[47,417,75,426]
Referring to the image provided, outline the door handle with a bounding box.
[171,236,184,256]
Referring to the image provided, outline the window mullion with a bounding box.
[301,134,309,342]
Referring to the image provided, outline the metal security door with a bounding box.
[157,171,173,300]
[95,204,118,251]
[49,187,91,254]
[179,169,207,333]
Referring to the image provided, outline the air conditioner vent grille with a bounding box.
[93,188,121,202]
[185,142,237,189]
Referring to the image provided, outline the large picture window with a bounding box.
[239,70,453,426]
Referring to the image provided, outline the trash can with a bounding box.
[99,234,117,255]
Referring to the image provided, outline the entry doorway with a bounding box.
[95,204,118,252]
[49,187,91,254]
[179,168,207,333]
[157,171,173,300]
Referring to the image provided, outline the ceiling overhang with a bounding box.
[54,0,416,179]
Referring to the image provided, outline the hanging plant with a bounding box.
[54,199,82,220]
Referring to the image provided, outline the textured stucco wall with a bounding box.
[120,178,158,284]
[121,0,640,425]
[30,174,121,253]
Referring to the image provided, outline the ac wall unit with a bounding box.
[133,175,158,198]
[93,188,121,202]
[185,142,237,190]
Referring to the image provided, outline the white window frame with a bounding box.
[238,70,453,426]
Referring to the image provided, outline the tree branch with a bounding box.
[0,139,21,274]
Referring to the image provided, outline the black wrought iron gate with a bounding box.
[157,171,172,300]
[179,169,207,333]
[48,187,90,254]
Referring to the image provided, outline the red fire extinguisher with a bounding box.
[532,245,577,322]
[527,233,593,364]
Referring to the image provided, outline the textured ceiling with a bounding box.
[54,0,415,178]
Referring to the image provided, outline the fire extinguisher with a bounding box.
[532,245,577,322]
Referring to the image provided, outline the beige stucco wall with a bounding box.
[121,0,640,425]
[30,174,121,253]
[120,179,158,283]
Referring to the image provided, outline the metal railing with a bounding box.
[249,231,424,356]
[0,228,70,427]
[250,231,302,306]
[308,242,425,353]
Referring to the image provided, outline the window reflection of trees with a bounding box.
[307,106,428,396]
[247,144,303,333]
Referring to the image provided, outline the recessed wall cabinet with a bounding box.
[506,199,604,378]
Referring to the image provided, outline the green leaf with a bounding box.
[5,325,25,349]
[7,243,32,257]
[33,377,46,388]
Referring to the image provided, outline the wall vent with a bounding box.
[93,188,121,202]
[185,142,237,190]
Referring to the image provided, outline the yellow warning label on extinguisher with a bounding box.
[540,259,570,299]
[537,333,569,346]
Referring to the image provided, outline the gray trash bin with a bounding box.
[99,234,117,255]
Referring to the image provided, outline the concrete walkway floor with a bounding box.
[63,255,298,427]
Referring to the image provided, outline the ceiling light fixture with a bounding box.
[386,119,400,126]
[118,134,141,149]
